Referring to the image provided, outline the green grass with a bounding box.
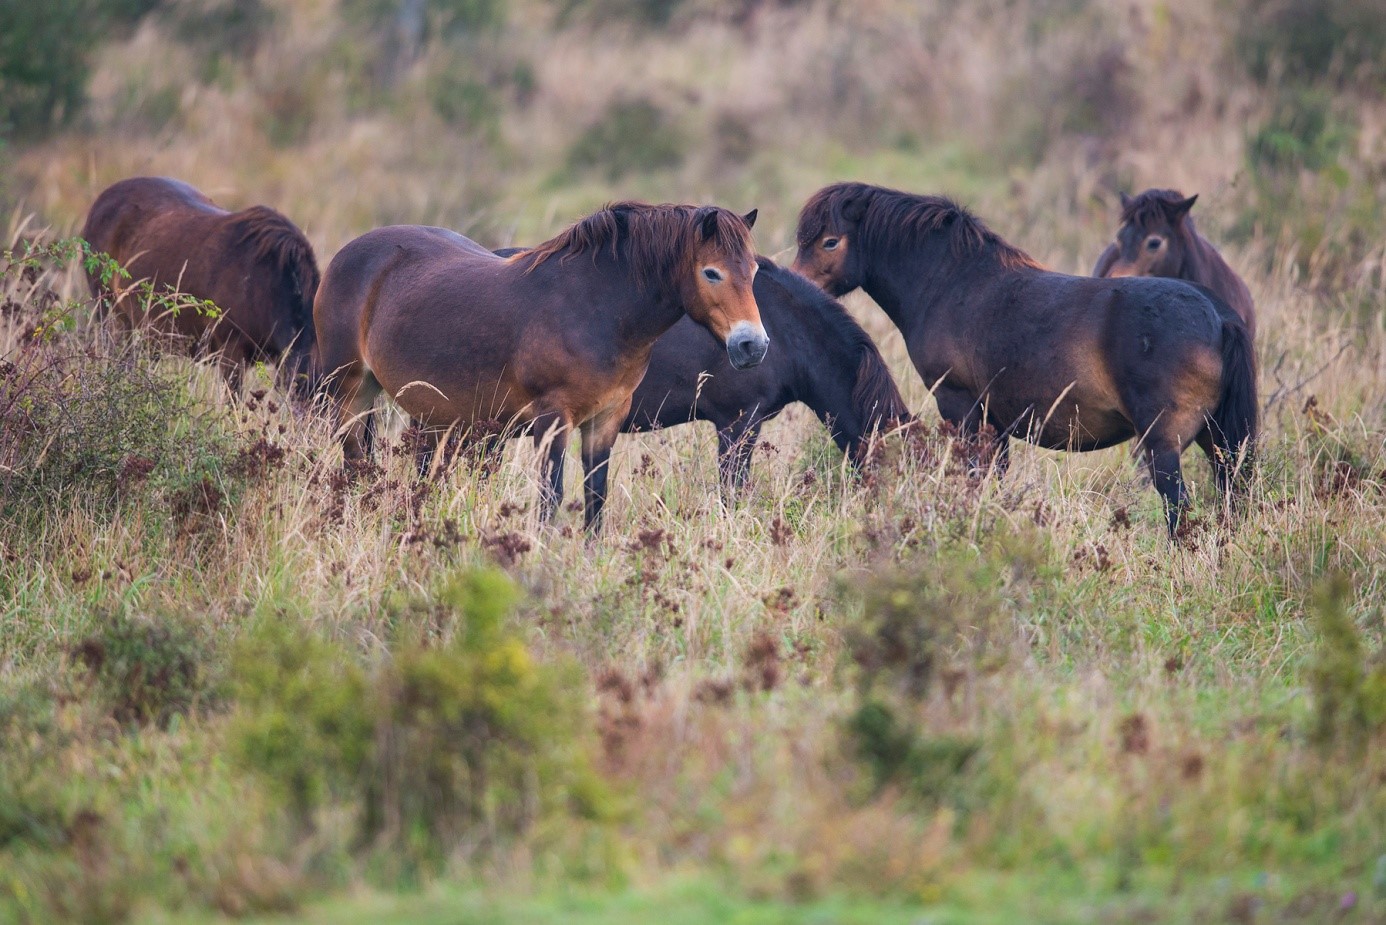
[172,868,1384,925]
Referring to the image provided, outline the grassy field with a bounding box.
[3,1,1386,923]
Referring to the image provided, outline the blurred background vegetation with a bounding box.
[1,0,1382,294]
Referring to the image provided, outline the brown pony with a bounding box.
[81,177,321,396]
[1093,189,1256,339]
[314,202,766,530]
[794,182,1258,535]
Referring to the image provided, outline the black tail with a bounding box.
[1209,315,1258,499]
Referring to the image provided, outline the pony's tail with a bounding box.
[1209,316,1258,501]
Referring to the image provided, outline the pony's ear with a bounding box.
[699,208,721,241]
[611,207,630,235]
[840,194,867,224]
[741,208,758,230]
[1170,194,1198,221]
[1119,191,1134,211]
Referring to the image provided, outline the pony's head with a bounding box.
[528,202,768,368]
[1103,189,1199,278]
[792,183,872,296]
[683,205,766,368]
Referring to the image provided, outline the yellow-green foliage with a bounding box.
[842,531,1051,803]
[231,569,604,875]
[1307,574,1386,749]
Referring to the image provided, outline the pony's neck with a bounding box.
[788,304,856,431]
[589,250,688,349]
[859,233,978,339]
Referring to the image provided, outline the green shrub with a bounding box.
[0,239,240,533]
[74,609,222,728]
[0,0,162,139]
[840,530,1050,803]
[567,98,686,181]
[1247,87,1354,173]
[846,699,979,802]
[1306,574,1386,750]
[1234,0,1386,88]
[230,620,373,824]
[231,568,606,874]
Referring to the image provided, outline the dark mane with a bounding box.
[763,259,909,426]
[798,182,1040,271]
[523,201,753,297]
[230,205,320,348]
[1120,188,1198,233]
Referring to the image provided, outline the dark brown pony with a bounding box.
[1093,189,1257,339]
[315,202,766,529]
[622,256,910,489]
[794,182,1258,534]
[81,176,320,396]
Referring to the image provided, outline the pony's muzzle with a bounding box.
[726,321,769,369]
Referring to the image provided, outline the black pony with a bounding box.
[625,256,909,488]
[795,182,1258,535]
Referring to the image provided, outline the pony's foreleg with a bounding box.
[716,419,762,500]
[581,404,629,532]
[533,413,571,523]
[936,386,1008,477]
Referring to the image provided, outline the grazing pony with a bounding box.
[315,203,766,530]
[623,256,910,489]
[81,176,320,396]
[1093,189,1257,338]
[794,182,1257,534]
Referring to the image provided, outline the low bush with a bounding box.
[840,529,1051,804]
[231,568,606,877]
[0,239,241,534]
[74,608,223,728]
[1306,574,1386,750]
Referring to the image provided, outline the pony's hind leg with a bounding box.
[1142,441,1189,537]
[331,366,382,467]
[1196,426,1249,521]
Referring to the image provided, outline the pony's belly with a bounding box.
[1027,411,1134,452]
[375,366,536,428]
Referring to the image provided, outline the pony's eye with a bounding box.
[822,238,841,251]
[1146,237,1162,251]
[703,267,724,283]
